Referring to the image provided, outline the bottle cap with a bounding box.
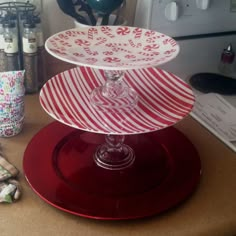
[33,15,41,24]
[23,21,36,29]
[3,21,16,28]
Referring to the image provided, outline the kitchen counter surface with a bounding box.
[1,62,236,236]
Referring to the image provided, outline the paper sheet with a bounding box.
[192,93,236,142]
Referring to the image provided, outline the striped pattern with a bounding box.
[40,67,194,135]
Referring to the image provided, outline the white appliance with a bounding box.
[134,0,236,152]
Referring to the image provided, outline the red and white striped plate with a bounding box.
[45,26,179,70]
[40,67,195,135]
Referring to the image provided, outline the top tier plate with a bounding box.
[45,26,179,70]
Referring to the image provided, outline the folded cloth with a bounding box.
[0,155,21,203]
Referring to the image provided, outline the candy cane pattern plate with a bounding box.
[45,26,179,70]
[40,67,194,135]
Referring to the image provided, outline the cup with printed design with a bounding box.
[0,71,25,137]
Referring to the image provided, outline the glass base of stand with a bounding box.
[94,143,135,170]
[23,121,201,220]
[94,134,135,170]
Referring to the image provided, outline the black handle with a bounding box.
[56,0,89,25]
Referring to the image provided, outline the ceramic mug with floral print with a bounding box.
[0,100,24,123]
[0,71,25,96]
[0,71,25,137]
[0,116,24,137]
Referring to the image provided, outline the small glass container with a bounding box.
[0,17,6,72]
[218,44,235,75]
[33,15,47,88]
[3,21,20,71]
[22,21,38,93]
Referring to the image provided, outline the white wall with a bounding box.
[41,0,74,39]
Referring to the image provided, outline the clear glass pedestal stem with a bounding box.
[91,70,138,112]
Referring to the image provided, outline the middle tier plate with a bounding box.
[40,67,194,135]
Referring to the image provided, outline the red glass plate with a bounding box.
[23,121,201,220]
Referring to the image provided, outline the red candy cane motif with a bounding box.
[88,28,98,40]
[51,49,67,55]
[163,38,168,45]
[125,54,136,59]
[143,44,159,51]
[73,52,85,57]
[104,57,121,63]
[116,27,131,35]
[83,47,98,56]
[112,47,131,54]
[146,37,157,43]
[76,31,86,35]
[128,39,142,48]
[65,30,79,37]
[105,43,113,48]
[168,38,177,47]
[103,51,113,56]
[86,58,98,64]
[145,30,156,37]
[49,39,58,48]
[133,28,143,39]
[143,57,154,62]
[58,40,71,47]
[111,46,119,52]
[95,37,107,46]
[138,51,159,57]
[58,33,69,40]
[53,37,60,42]
[134,57,154,62]
[152,51,160,55]
[101,26,115,38]
[74,39,91,46]
[164,49,176,55]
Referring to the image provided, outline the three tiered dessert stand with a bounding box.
[23,26,201,220]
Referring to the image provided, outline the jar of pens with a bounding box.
[0,1,46,137]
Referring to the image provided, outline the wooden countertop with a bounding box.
[1,61,236,235]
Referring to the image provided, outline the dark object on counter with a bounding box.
[189,73,236,95]
[56,0,89,25]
